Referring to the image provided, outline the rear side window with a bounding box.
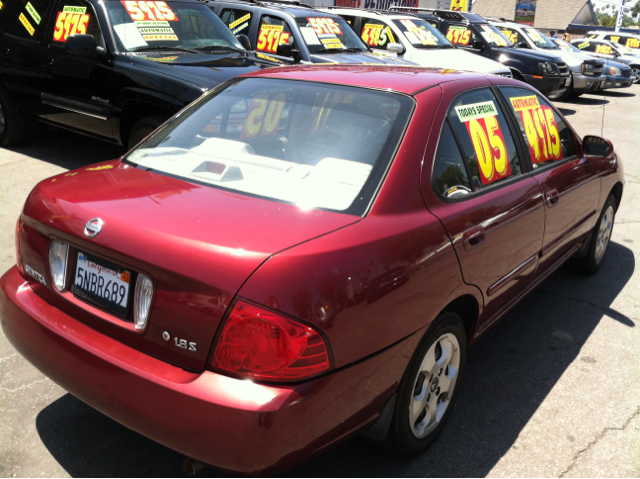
[498,27,525,46]
[257,15,296,54]
[446,89,522,190]
[219,8,251,36]
[433,122,471,198]
[500,86,576,168]
[607,34,640,49]
[49,0,102,45]
[5,0,50,41]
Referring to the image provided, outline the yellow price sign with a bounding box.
[510,95,562,164]
[450,0,468,12]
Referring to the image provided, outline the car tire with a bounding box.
[0,86,28,147]
[376,311,466,456]
[128,115,166,150]
[570,194,616,275]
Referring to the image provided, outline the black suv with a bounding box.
[0,0,278,148]
[390,8,571,96]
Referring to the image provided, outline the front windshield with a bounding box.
[553,39,581,53]
[295,17,367,53]
[105,1,244,52]
[392,18,451,48]
[523,27,556,49]
[126,78,413,214]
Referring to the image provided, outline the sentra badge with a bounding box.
[24,264,46,285]
[84,218,103,238]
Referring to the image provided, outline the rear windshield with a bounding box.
[126,78,414,214]
[105,1,244,52]
[295,16,368,53]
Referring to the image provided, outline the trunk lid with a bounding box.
[20,160,358,370]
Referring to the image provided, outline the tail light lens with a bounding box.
[211,300,331,381]
[133,274,154,331]
[48,240,69,292]
[15,217,24,275]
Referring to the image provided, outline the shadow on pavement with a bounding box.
[557,108,576,117]
[600,90,636,98]
[5,122,126,171]
[35,242,635,477]
[567,96,609,106]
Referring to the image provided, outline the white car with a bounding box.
[319,8,512,77]
[586,30,640,52]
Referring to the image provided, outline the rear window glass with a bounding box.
[126,78,414,214]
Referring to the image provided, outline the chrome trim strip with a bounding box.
[487,253,538,297]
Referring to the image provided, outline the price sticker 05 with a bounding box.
[510,95,563,164]
[455,101,511,186]
[241,93,287,139]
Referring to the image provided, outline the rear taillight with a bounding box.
[133,274,154,331]
[15,217,24,275]
[48,240,69,292]
[211,300,331,381]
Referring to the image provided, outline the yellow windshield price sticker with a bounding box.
[229,13,250,29]
[626,38,640,48]
[595,44,612,54]
[25,2,41,24]
[510,95,562,164]
[578,41,590,49]
[0,1,4,10]
[19,13,35,36]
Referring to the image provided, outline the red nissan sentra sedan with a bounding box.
[1,65,623,475]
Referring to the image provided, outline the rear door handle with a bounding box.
[463,225,485,251]
[546,189,559,206]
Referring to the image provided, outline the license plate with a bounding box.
[72,251,132,317]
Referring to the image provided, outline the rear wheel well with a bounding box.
[441,295,478,341]
[610,182,623,212]
[119,101,172,147]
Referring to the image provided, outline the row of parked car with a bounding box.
[1,0,638,151]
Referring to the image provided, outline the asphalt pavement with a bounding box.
[1,85,639,478]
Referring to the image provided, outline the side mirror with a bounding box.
[66,34,98,57]
[386,42,405,55]
[517,42,530,49]
[583,135,613,158]
[236,34,251,50]
[276,42,301,63]
[472,40,485,51]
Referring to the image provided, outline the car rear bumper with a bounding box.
[1,266,419,475]
[524,74,569,95]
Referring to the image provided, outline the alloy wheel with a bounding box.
[595,205,614,264]
[409,333,460,439]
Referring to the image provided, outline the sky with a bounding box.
[592,0,638,11]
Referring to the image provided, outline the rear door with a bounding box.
[423,83,545,327]
[40,0,116,140]
[0,0,53,118]
[218,7,253,41]
[498,85,600,274]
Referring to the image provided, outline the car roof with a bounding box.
[207,0,336,16]
[321,7,418,19]
[238,64,498,95]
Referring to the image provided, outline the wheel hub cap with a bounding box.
[595,205,614,264]
[409,332,461,439]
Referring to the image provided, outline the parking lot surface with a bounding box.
[1,85,639,478]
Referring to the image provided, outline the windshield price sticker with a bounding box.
[135,20,177,39]
[257,24,290,53]
[19,12,35,35]
[122,1,177,22]
[510,95,562,164]
[399,19,437,45]
[53,8,91,41]
[595,44,612,54]
[25,2,41,24]
[626,38,640,48]
[455,101,511,186]
[446,25,471,46]
[308,17,342,36]
[0,2,4,11]
[241,92,287,139]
